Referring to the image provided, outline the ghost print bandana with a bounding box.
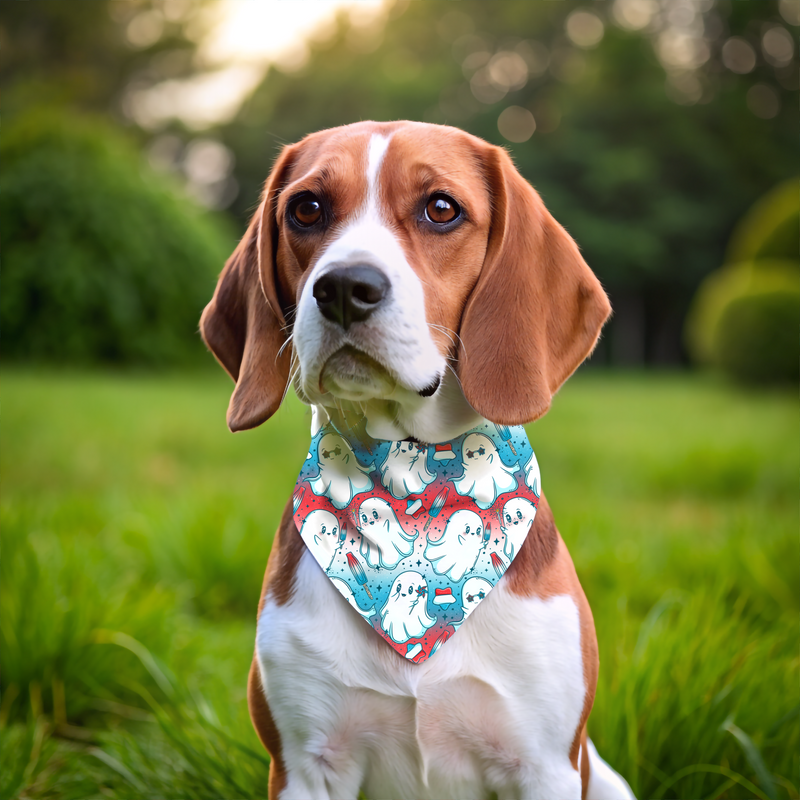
[293,421,541,664]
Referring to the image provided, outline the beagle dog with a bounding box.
[201,121,634,800]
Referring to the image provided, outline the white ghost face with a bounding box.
[359,496,393,530]
[379,570,436,644]
[502,497,537,560]
[309,432,373,509]
[463,433,492,465]
[299,509,341,572]
[424,509,484,582]
[452,433,518,510]
[379,440,435,499]
[358,497,417,569]
[459,576,493,624]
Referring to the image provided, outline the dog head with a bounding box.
[201,121,610,441]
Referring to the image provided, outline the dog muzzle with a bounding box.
[293,421,541,663]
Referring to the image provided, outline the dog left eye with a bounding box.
[289,194,323,227]
[425,193,460,225]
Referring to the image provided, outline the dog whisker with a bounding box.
[277,331,295,360]
[280,350,301,408]
[428,322,466,359]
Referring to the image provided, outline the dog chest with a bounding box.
[256,549,587,797]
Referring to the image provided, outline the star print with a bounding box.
[416,560,422,566]
[377,585,382,592]
[494,538,500,545]
[350,539,355,544]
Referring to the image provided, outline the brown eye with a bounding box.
[425,193,460,225]
[289,195,322,227]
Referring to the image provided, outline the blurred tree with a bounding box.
[1,0,242,209]
[0,110,233,365]
[221,0,798,365]
[0,0,216,122]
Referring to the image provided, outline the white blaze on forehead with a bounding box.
[366,133,391,204]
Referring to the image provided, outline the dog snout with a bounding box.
[312,265,390,331]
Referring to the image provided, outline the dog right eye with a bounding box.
[288,194,323,227]
[425,193,460,225]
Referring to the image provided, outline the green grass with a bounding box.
[1,368,797,799]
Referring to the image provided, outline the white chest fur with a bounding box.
[256,549,587,800]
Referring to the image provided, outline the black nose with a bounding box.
[313,265,390,331]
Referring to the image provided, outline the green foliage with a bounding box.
[1,369,797,798]
[0,112,233,365]
[685,177,799,384]
[685,260,799,365]
[726,178,800,264]
[222,0,799,362]
[0,0,217,117]
[715,289,800,384]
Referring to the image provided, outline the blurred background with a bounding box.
[1,1,798,799]
[2,0,799,372]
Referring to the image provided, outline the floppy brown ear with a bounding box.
[458,147,611,425]
[200,147,296,432]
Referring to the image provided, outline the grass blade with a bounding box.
[88,747,147,793]
[722,718,778,800]
[653,764,774,800]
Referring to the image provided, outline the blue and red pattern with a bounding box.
[293,420,541,664]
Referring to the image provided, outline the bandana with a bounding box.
[293,420,541,664]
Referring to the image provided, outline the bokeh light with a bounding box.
[497,105,536,143]
[612,0,659,31]
[761,26,795,68]
[565,9,605,49]
[747,83,781,119]
[721,37,757,74]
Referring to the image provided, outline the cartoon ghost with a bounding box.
[451,433,517,509]
[454,576,494,629]
[424,509,485,582]
[501,497,537,560]
[329,577,376,618]
[379,571,436,643]
[358,497,418,569]
[299,509,341,572]
[379,440,435,499]
[524,451,541,496]
[309,431,373,509]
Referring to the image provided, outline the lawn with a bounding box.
[1,368,797,800]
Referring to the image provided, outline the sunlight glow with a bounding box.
[203,0,387,68]
[128,0,387,129]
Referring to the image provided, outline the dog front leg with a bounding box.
[516,760,583,800]
[249,661,364,800]
[277,741,365,800]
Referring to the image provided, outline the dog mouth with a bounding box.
[417,376,441,397]
[319,345,397,400]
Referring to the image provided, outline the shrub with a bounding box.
[684,178,799,385]
[715,289,800,385]
[725,178,800,264]
[685,260,799,366]
[0,111,234,365]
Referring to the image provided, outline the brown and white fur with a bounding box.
[201,121,635,800]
